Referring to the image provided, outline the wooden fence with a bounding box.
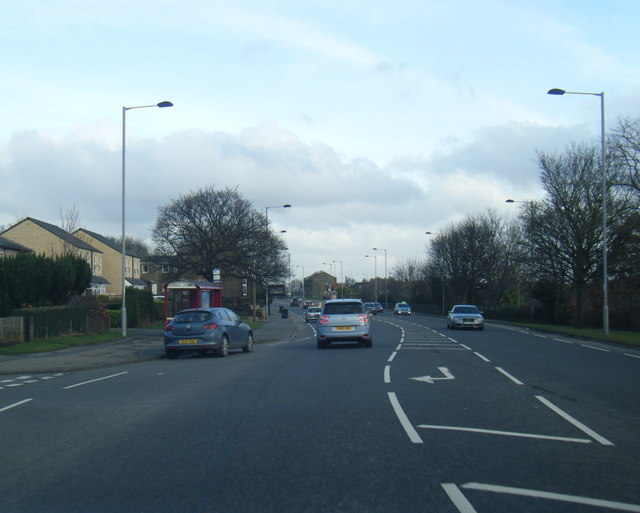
[0,317,24,343]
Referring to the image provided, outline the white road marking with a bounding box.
[581,344,610,352]
[554,338,574,344]
[624,353,640,359]
[441,483,478,513]
[418,424,591,443]
[265,340,292,347]
[387,352,397,363]
[63,372,128,390]
[411,367,455,384]
[395,344,402,351]
[384,366,391,383]
[6,384,24,388]
[387,392,423,444]
[458,343,471,350]
[461,482,640,512]
[474,352,490,362]
[536,395,614,446]
[495,367,524,385]
[0,398,33,413]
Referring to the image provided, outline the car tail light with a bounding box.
[165,325,175,332]
[319,316,329,324]
[358,314,369,324]
[202,323,219,330]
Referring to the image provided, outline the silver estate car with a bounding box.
[305,306,322,322]
[316,299,372,348]
[447,304,484,330]
[164,308,254,359]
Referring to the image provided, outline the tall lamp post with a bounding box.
[264,204,291,319]
[333,260,344,298]
[548,88,608,335]
[296,265,305,299]
[372,247,388,309]
[365,254,377,302]
[506,200,535,321]
[121,101,173,337]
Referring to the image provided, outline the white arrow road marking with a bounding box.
[410,367,454,384]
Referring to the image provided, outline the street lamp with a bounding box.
[333,260,344,298]
[547,88,609,335]
[372,248,388,309]
[263,204,292,319]
[365,255,378,302]
[121,100,173,337]
[506,199,536,321]
[295,265,305,298]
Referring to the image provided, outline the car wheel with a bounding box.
[166,349,178,359]
[216,336,229,357]
[243,333,254,353]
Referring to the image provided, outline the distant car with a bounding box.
[373,302,383,314]
[317,299,372,348]
[394,302,411,315]
[363,302,377,315]
[302,300,313,309]
[447,304,484,330]
[305,306,322,322]
[290,297,301,307]
[164,307,254,359]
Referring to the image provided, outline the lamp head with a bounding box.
[547,88,565,95]
[157,101,173,108]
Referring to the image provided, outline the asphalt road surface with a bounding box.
[1,305,639,512]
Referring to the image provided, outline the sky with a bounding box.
[2,0,640,285]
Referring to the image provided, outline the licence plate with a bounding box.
[179,339,197,344]
[335,326,353,331]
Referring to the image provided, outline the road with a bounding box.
[1,304,639,512]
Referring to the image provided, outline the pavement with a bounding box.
[0,311,297,375]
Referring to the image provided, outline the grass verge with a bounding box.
[510,322,640,347]
[0,331,124,355]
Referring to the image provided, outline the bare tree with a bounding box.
[152,186,288,284]
[609,116,640,197]
[59,204,80,255]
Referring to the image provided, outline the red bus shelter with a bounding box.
[163,280,222,322]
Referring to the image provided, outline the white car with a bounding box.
[447,305,484,330]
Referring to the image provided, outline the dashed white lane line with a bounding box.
[536,395,614,446]
[441,483,478,513]
[387,352,397,363]
[384,366,391,383]
[0,398,33,413]
[624,353,640,359]
[387,392,423,444]
[63,371,128,390]
[495,367,524,385]
[473,352,490,362]
[581,344,610,352]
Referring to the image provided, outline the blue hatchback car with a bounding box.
[164,308,254,359]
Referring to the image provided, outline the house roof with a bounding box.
[0,236,32,252]
[75,228,139,257]
[126,278,148,286]
[90,276,111,285]
[3,217,102,253]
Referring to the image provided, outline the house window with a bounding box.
[142,264,150,274]
[162,265,170,273]
[0,249,4,259]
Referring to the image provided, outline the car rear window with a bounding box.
[324,302,365,315]
[174,311,212,323]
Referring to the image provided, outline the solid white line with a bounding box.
[387,352,397,363]
[387,392,423,444]
[474,352,490,362]
[581,344,610,352]
[417,424,591,443]
[384,366,391,383]
[0,398,33,413]
[441,483,478,513]
[495,367,524,385]
[462,482,640,512]
[624,353,640,359]
[63,372,128,390]
[536,396,614,446]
